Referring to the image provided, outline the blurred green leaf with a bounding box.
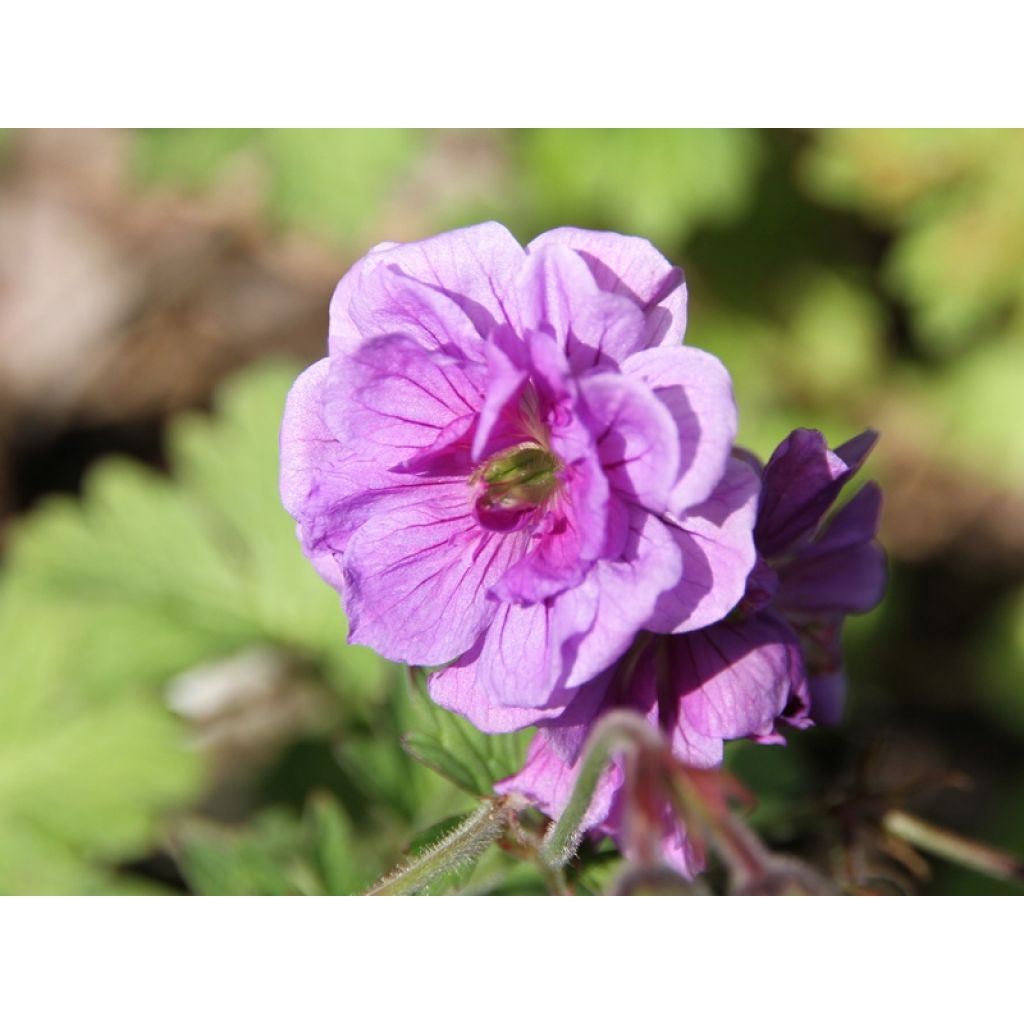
[802,129,1000,217]
[7,361,393,703]
[179,810,309,896]
[0,583,201,894]
[180,792,373,896]
[135,129,421,245]
[804,129,1024,356]
[307,791,366,896]
[518,129,762,248]
[0,362,401,893]
[925,332,1024,488]
[401,679,532,797]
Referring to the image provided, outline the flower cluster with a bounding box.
[280,222,886,872]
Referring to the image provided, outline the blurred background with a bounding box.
[0,128,1022,895]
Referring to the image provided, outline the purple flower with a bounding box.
[280,223,755,712]
[497,428,887,873]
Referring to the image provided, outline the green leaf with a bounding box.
[178,811,310,896]
[518,129,762,248]
[134,129,422,245]
[0,362,401,893]
[803,129,1024,356]
[306,791,366,896]
[7,361,393,703]
[0,584,201,894]
[401,679,532,797]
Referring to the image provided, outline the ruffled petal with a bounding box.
[325,335,484,472]
[561,508,685,690]
[755,429,878,558]
[342,494,525,666]
[329,223,525,357]
[646,457,760,634]
[428,640,565,732]
[579,371,681,513]
[527,227,687,348]
[666,613,807,767]
[621,345,737,514]
[510,244,650,372]
[489,342,611,604]
[279,358,371,589]
[489,447,609,604]
[475,581,600,707]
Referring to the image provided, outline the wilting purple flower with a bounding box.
[281,223,756,712]
[497,428,886,873]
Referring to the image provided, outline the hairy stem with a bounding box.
[540,711,664,870]
[368,799,513,896]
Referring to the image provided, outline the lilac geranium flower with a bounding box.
[280,223,756,712]
[497,428,887,874]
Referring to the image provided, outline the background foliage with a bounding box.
[1,129,1022,893]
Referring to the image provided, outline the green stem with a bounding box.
[883,809,1024,887]
[540,711,664,870]
[368,799,513,896]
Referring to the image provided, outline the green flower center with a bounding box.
[474,442,561,519]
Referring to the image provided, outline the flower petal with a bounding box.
[326,335,484,472]
[646,457,760,634]
[279,358,364,590]
[475,581,600,707]
[488,348,611,604]
[562,508,685,689]
[755,429,878,558]
[579,372,681,513]
[511,245,650,372]
[342,494,525,666]
[775,484,887,615]
[527,227,687,348]
[622,345,738,514]
[666,613,807,767]
[807,669,846,727]
[428,640,565,732]
[489,481,607,605]
[329,223,525,357]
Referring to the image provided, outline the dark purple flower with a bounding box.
[281,223,755,712]
[497,428,887,873]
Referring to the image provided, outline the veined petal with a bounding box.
[348,266,491,360]
[666,613,806,767]
[279,359,352,590]
[579,372,681,513]
[329,223,525,357]
[561,508,685,690]
[527,227,687,348]
[647,457,760,634]
[342,494,525,666]
[489,440,609,604]
[471,332,529,462]
[755,429,878,558]
[428,641,568,733]
[511,245,650,372]
[324,335,484,472]
[476,582,600,707]
[622,345,738,514]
